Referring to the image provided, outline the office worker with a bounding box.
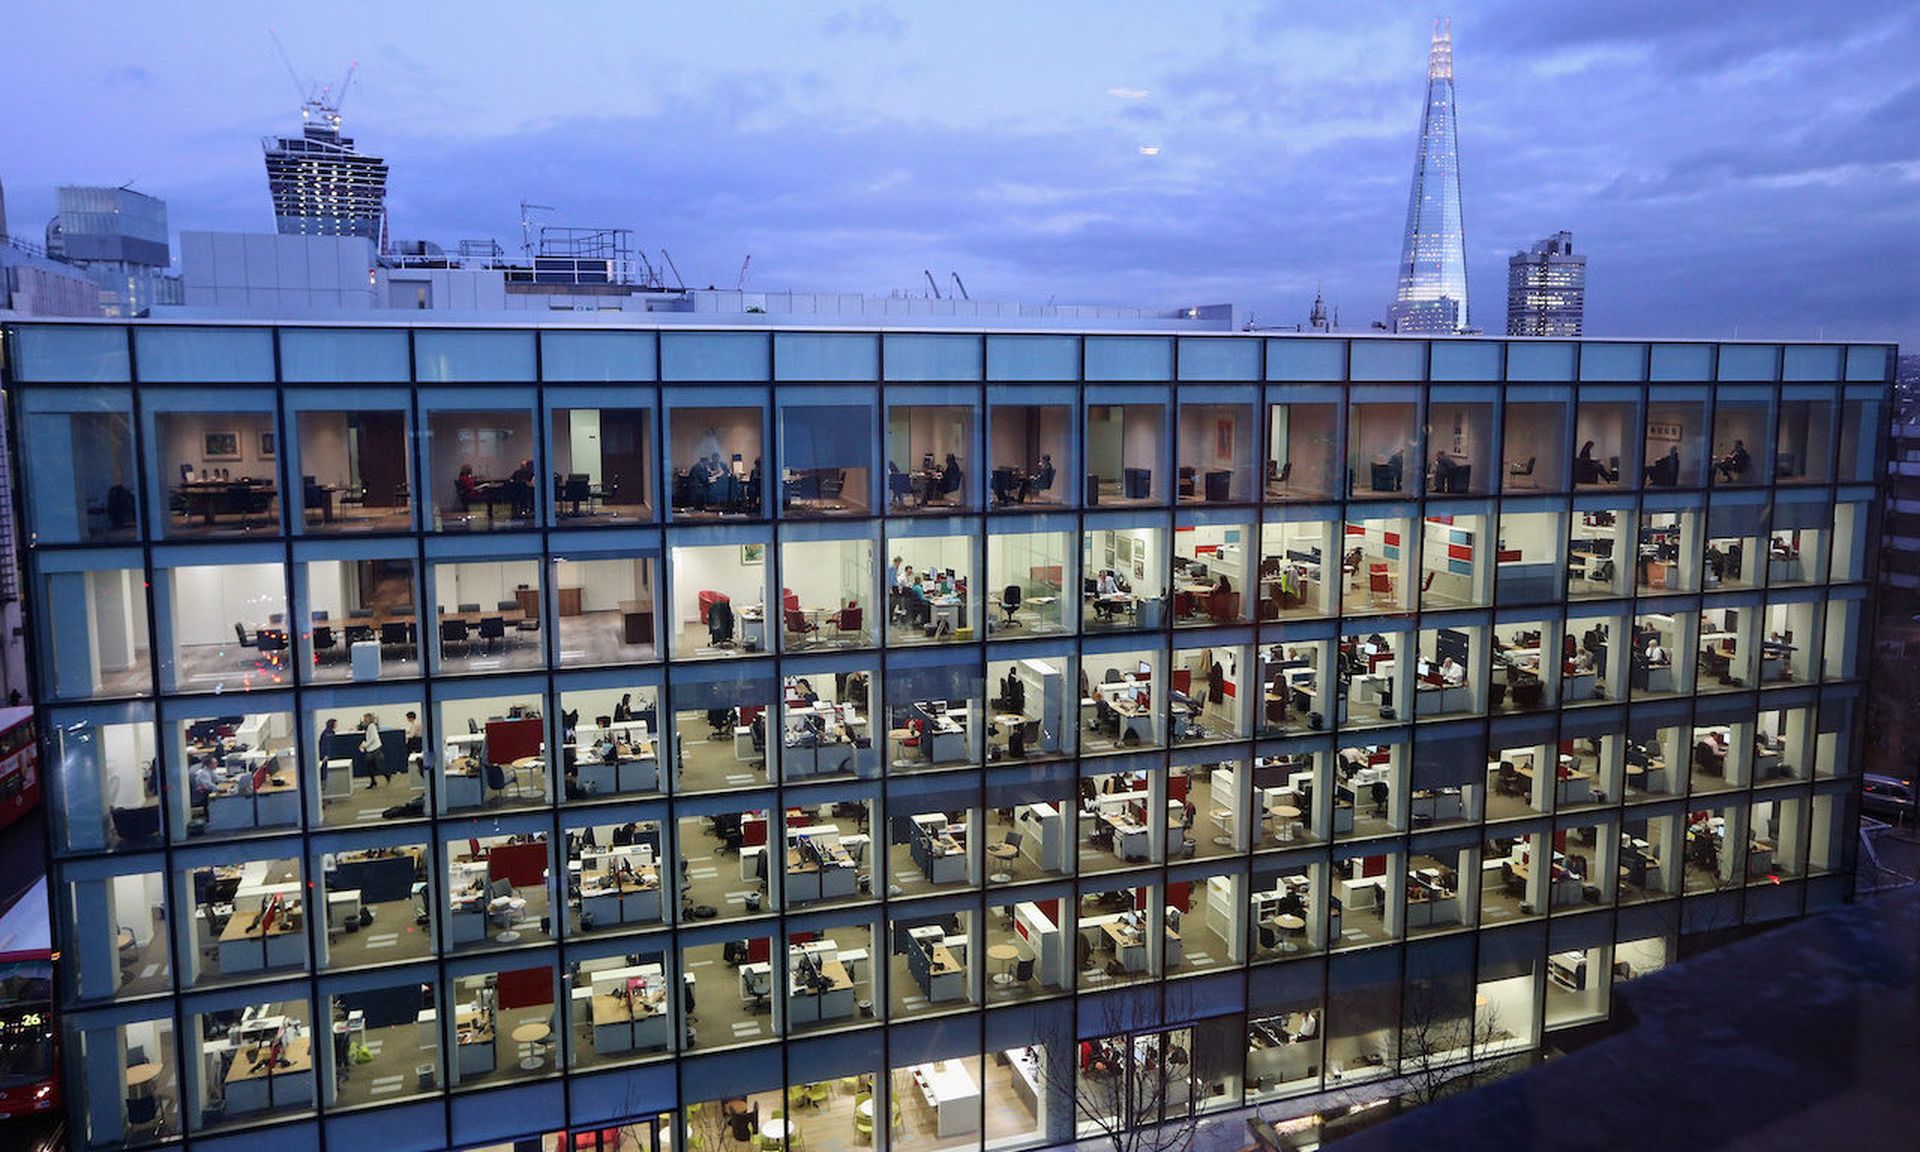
[508,458,537,517]
[1438,657,1467,687]
[793,678,819,705]
[887,556,904,595]
[1031,452,1055,498]
[1715,438,1751,482]
[318,718,339,787]
[614,693,634,723]
[189,758,219,806]
[940,452,962,495]
[456,463,482,507]
[1644,638,1669,666]
[1097,570,1122,597]
[360,713,390,784]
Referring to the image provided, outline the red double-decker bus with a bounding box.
[0,708,40,834]
[0,878,57,1121]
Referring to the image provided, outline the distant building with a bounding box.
[1390,20,1471,334]
[1506,230,1587,337]
[45,185,174,316]
[0,242,101,317]
[263,98,389,249]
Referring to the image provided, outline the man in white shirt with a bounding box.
[1644,640,1668,666]
[1438,657,1467,687]
[360,714,387,785]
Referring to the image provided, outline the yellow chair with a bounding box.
[804,1082,830,1108]
[839,1076,863,1097]
[853,1113,874,1144]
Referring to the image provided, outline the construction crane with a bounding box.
[736,255,752,291]
[661,250,687,291]
[950,272,970,301]
[267,32,355,122]
[519,200,555,257]
[923,270,942,299]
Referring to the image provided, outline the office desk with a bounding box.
[784,737,858,778]
[787,958,856,1024]
[451,1004,496,1076]
[923,716,968,763]
[223,1037,314,1115]
[217,904,305,973]
[919,943,967,1002]
[1108,698,1157,745]
[1510,859,1584,906]
[573,740,657,795]
[589,988,671,1055]
[1403,888,1460,928]
[206,772,299,831]
[174,479,279,526]
[910,1060,982,1138]
[1415,681,1471,715]
[1562,669,1597,701]
[579,866,662,926]
[785,847,860,903]
[1100,921,1150,972]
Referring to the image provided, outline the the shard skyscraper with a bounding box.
[1389,19,1471,334]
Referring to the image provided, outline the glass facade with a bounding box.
[4,321,1890,1152]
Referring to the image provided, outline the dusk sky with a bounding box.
[2,0,1915,344]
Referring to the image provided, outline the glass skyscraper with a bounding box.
[3,318,1891,1152]
[1391,21,1471,336]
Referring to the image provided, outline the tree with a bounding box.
[1033,999,1204,1152]
[1393,979,1517,1107]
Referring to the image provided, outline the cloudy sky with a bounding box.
[3,0,1915,343]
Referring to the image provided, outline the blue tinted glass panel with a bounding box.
[134,327,274,382]
[883,333,982,380]
[279,328,409,382]
[1085,336,1172,381]
[1429,341,1502,380]
[414,329,536,381]
[541,331,657,381]
[777,332,878,381]
[9,325,129,381]
[1505,342,1575,381]
[659,331,771,381]
[987,335,1079,380]
[1176,337,1260,380]
[1649,343,1713,381]
[1349,339,1426,381]
[1781,346,1842,382]
[1717,344,1778,381]
[1578,343,1645,381]
[1846,345,1890,382]
[1266,339,1345,381]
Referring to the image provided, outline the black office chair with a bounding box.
[999,585,1022,626]
[311,625,337,662]
[1013,957,1036,985]
[440,618,470,658]
[380,620,412,658]
[478,615,507,654]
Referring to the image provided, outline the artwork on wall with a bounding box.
[259,430,277,459]
[1216,419,1234,460]
[1647,420,1683,443]
[203,430,242,461]
[741,543,765,565]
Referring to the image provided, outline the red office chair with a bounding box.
[783,588,801,614]
[830,601,863,637]
[785,607,819,643]
[1368,563,1394,604]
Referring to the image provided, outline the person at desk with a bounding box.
[358,713,391,785]
[189,757,219,808]
[1644,638,1670,666]
[456,464,483,508]
[792,678,819,705]
[613,694,634,724]
[507,458,537,517]
[1438,657,1466,687]
[404,711,423,759]
[901,578,932,629]
[1575,440,1619,484]
[939,452,963,500]
[1569,647,1596,674]
[1714,438,1751,483]
[1645,445,1681,487]
[1023,453,1056,501]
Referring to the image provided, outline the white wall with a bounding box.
[112,872,163,948]
[668,407,760,472]
[781,539,869,612]
[895,536,975,585]
[424,411,534,513]
[1350,403,1417,469]
[887,406,972,471]
[555,558,650,614]
[157,410,277,483]
[172,563,286,647]
[670,545,767,628]
[102,723,153,817]
[1178,403,1249,478]
[294,412,352,486]
[434,560,540,613]
[1085,528,1161,593]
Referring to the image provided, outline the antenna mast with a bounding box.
[519,200,555,257]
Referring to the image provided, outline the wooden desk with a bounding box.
[224,1037,313,1114]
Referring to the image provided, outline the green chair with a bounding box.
[853,1113,874,1144]
[804,1082,830,1108]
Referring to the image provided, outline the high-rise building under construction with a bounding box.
[263,97,389,251]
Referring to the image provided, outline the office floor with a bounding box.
[1173,903,1231,974]
[981,915,1059,1008]
[885,837,969,899]
[555,499,653,526]
[887,949,973,1021]
[677,820,765,927]
[330,1016,437,1111]
[304,505,415,534]
[323,893,433,968]
[673,621,760,659]
[682,941,772,1052]
[435,631,546,675]
[556,609,658,666]
[320,768,428,828]
[171,644,297,692]
[676,718,770,793]
[461,1000,561,1087]
[118,927,172,998]
[1478,876,1532,924]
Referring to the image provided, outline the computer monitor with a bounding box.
[250,762,272,793]
[1137,661,1152,678]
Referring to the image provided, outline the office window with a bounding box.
[306,694,426,829]
[1338,625,1411,731]
[1403,840,1473,938]
[888,1050,986,1151]
[1082,519,1167,633]
[1248,749,1328,849]
[1619,808,1683,903]
[986,519,1074,635]
[1478,827,1547,924]
[1336,741,1407,840]
[784,921,873,1033]
[1765,595,1824,684]
[885,393,979,513]
[986,651,1072,764]
[1748,793,1807,884]
[1256,640,1332,738]
[666,402,766,522]
[1347,395,1419,498]
[444,831,552,951]
[1488,619,1557,715]
[62,863,170,1002]
[667,534,770,660]
[1774,392,1835,484]
[169,706,298,843]
[885,522,980,646]
[1572,390,1638,489]
[1638,507,1703,595]
[1709,389,1773,487]
[1423,393,1495,497]
[1697,602,1759,694]
[1248,856,1324,962]
[779,665,878,781]
[985,892,1068,1007]
[1499,395,1570,495]
[1085,395,1169,506]
[291,405,414,534]
[441,962,558,1088]
[1642,393,1708,489]
[565,945,676,1069]
[1265,393,1342,502]
[174,853,308,988]
[150,406,282,540]
[884,656,983,772]
[1081,648,1162,754]
[548,404,656,525]
[1830,497,1873,583]
[1171,641,1249,745]
[1420,507,1493,610]
[155,560,290,694]
[1411,726,1485,832]
[1626,714,1688,801]
[322,973,444,1111]
[66,1009,181,1146]
[993,790,1075,889]
[1076,771,1155,874]
[1767,495,1829,588]
[1258,513,1338,621]
[782,531,879,651]
[987,392,1073,508]
[1171,762,1234,860]
[1836,396,1884,483]
[1691,701,1756,795]
[1632,609,1696,700]
[1166,871,1225,971]
[1475,930,1544,1059]
[1562,609,1624,705]
[783,799,875,910]
[298,554,422,683]
[184,995,316,1132]
[46,713,158,857]
[675,807,772,932]
[1812,692,1860,780]
[1330,850,1399,951]
[1822,597,1863,682]
[1246,963,1323,1100]
[1177,395,1256,503]
[1341,514,1415,616]
[424,404,539,532]
[1681,803,1746,894]
[551,553,659,667]
[1555,815,1617,901]
[314,834,431,969]
[670,666,775,794]
[1493,505,1566,606]
[559,682,663,802]
[1567,502,1633,601]
[9,323,131,381]
[1703,495,1767,592]
[430,557,545,674]
[888,907,975,1018]
[1075,881,1159,986]
[1752,704,1811,783]
[16,391,139,545]
[563,819,666,935]
[779,397,876,519]
[1172,516,1251,628]
[438,693,549,814]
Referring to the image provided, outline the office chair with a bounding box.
[440,618,470,658]
[478,615,507,654]
[1000,584,1022,626]
[785,608,820,647]
[311,625,337,663]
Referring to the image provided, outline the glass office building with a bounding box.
[2,320,1894,1152]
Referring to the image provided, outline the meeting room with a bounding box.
[291,406,413,533]
[429,558,546,673]
[1266,394,1341,500]
[299,556,422,681]
[1172,520,1250,626]
[1084,396,1167,506]
[549,553,659,666]
[546,403,654,523]
[886,393,977,512]
[1176,396,1255,503]
[885,526,978,644]
[985,520,1072,635]
[151,406,282,539]
[987,393,1072,507]
[666,403,765,520]
[779,396,876,517]
[423,405,538,532]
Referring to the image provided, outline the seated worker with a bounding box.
[902,580,932,629]
[1644,445,1681,488]
[792,678,819,705]
[456,463,483,508]
[1713,439,1752,482]
[507,458,537,517]
[1026,453,1056,500]
[1643,637,1670,666]
[1574,440,1619,484]
[1437,657,1467,687]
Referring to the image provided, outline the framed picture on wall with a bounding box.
[259,430,277,459]
[203,430,242,461]
[741,543,765,565]
[1216,419,1234,459]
